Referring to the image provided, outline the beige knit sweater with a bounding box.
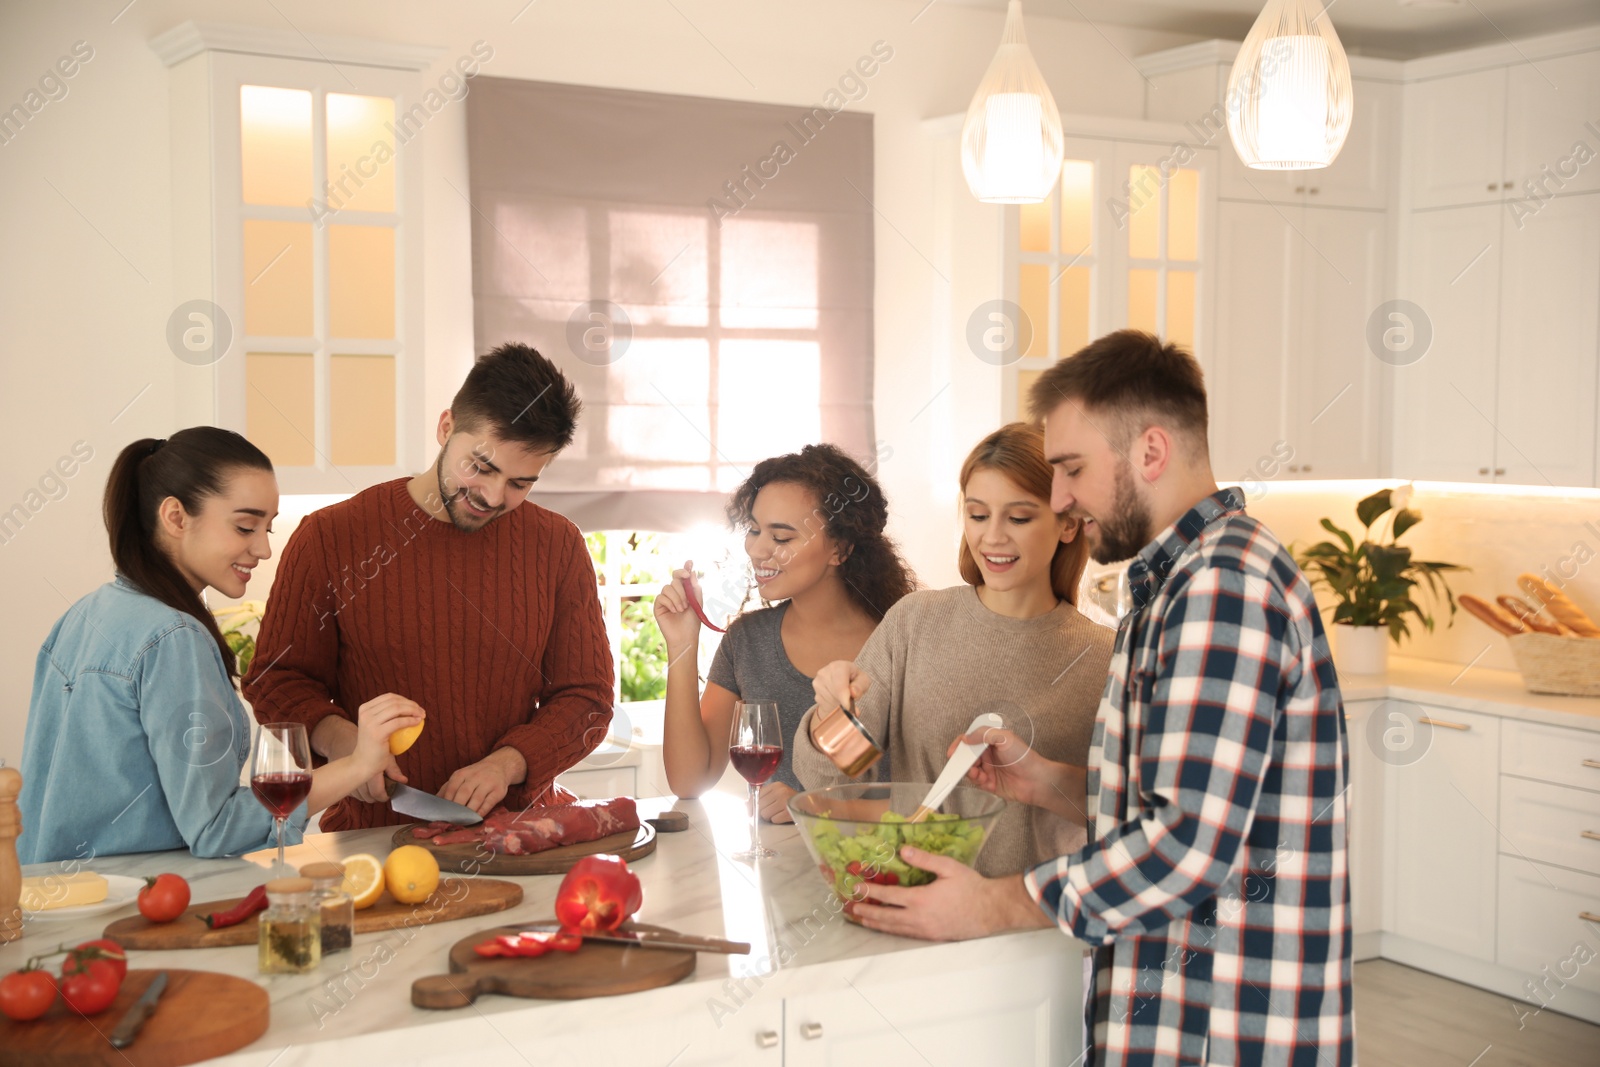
[792,584,1115,876]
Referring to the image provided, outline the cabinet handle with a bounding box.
[1582,830,1600,842]
[1420,716,1470,731]
[1494,467,1506,476]
[1583,759,1600,770]
[1487,182,1498,191]
[801,1022,824,1040]
[1302,465,1312,472]
[1309,187,1320,194]
[1478,467,1490,475]
[1295,185,1306,193]
[1581,912,1600,924]
[757,1030,779,1049]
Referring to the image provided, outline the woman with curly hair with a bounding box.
[656,443,916,822]
[792,423,1115,872]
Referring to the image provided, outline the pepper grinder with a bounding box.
[0,766,22,943]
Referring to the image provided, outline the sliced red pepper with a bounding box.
[201,885,269,929]
[554,855,643,933]
[682,580,726,634]
[517,929,583,953]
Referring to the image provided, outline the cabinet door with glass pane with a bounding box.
[193,52,422,493]
[1002,139,1215,423]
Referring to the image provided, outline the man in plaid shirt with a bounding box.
[847,330,1354,1066]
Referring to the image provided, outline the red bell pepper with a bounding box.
[474,929,584,958]
[554,855,643,933]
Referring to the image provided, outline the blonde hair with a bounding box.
[956,422,1088,605]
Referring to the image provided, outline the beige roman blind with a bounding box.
[466,77,876,531]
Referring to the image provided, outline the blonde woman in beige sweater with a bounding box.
[791,423,1115,875]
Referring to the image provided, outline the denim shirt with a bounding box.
[18,575,308,865]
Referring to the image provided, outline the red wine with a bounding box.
[252,772,312,817]
[729,744,783,785]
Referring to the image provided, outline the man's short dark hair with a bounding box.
[451,343,582,452]
[1026,329,1209,457]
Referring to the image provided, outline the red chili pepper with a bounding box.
[201,885,269,929]
[554,855,643,933]
[682,580,726,634]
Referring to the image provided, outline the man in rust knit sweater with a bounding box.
[244,344,614,831]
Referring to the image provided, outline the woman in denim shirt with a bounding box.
[19,427,422,864]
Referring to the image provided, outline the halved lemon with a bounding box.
[341,853,386,910]
[389,719,425,756]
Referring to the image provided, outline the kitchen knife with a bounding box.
[387,780,483,826]
[518,921,750,955]
[108,971,168,1048]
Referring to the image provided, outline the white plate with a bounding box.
[21,874,143,922]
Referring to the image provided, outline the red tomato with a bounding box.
[0,969,57,1022]
[59,959,121,1016]
[62,939,128,983]
[137,873,191,923]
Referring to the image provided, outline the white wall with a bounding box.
[0,0,1198,763]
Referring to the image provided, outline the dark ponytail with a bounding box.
[727,443,917,621]
[104,427,273,682]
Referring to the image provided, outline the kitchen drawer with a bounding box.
[1497,857,1600,998]
[1499,776,1600,877]
[1501,719,1600,792]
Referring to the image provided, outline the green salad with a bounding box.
[809,810,988,900]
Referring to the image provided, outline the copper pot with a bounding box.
[811,703,884,778]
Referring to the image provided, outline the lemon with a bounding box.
[384,845,440,905]
[389,720,425,756]
[341,853,386,910]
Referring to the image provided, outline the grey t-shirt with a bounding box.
[706,601,814,791]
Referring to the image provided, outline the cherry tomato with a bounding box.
[62,939,128,983]
[137,873,191,923]
[59,958,122,1016]
[0,968,57,1022]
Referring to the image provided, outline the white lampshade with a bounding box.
[961,1,1063,204]
[1226,0,1353,170]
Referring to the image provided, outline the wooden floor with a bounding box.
[1355,960,1600,1067]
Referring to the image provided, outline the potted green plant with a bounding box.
[1294,485,1466,675]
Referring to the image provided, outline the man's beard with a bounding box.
[1086,462,1152,565]
[436,455,499,531]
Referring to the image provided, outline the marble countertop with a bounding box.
[1338,655,1600,733]
[5,793,1081,1065]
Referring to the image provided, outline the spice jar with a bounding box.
[300,862,354,956]
[258,876,321,974]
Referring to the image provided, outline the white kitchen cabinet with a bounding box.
[1388,704,1500,963]
[1210,202,1385,481]
[1405,68,1509,209]
[1505,51,1600,200]
[1392,205,1503,482]
[1497,857,1600,1000]
[785,950,1078,1067]
[1495,192,1600,487]
[1344,701,1384,955]
[1498,776,1600,879]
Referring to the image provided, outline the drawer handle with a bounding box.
[757,1030,779,1049]
[1420,716,1470,731]
[1584,760,1600,770]
[1581,912,1600,924]
[1583,831,1600,842]
[801,1021,824,1040]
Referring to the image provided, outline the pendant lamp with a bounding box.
[1226,0,1353,170]
[960,1,1063,203]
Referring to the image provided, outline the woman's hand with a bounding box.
[351,693,425,784]
[652,559,702,655]
[812,660,870,717]
[758,781,796,824]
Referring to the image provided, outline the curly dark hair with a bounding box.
[726,444,916,621]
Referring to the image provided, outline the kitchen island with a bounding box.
[4,793,1085,1066]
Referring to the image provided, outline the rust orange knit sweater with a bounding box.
[243,479,613,831]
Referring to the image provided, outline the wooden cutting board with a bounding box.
[392,822,656,876]
[0,968,268,1066]
[412,923,695,1009]
[103,877,521,950]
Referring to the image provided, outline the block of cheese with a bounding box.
[20,871,108,911]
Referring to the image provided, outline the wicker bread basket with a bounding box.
[1507,632,1600,697]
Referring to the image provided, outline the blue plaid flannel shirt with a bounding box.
[1025,488,1355,1067]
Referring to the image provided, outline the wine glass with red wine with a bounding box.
[251,722,312,874]
[729,700,782,861]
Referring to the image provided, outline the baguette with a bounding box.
[1459,594,1526,636]
[1495,595,1572,636]
[1517,574,1600,638]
